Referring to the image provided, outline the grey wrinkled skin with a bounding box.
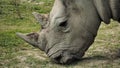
[17,0,120,64]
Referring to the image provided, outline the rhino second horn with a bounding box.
[32,12,48,29]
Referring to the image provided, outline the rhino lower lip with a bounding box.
[49,50,64,63]
[49,50,70,64]
[49,49,82,64]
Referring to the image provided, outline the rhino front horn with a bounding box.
[16,32,41,47]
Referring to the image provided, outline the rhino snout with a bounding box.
[49,50,85,64]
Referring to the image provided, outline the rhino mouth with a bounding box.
[46,45,85,64]
[49,49,85,64]
[50,51,74,64]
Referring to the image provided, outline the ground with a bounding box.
[0,0,120,68]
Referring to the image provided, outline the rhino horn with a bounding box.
[32,12,49,29]
[16,32,44,51]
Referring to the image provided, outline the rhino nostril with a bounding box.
[54,55,62,62]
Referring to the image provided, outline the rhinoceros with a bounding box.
[17,0,120,64]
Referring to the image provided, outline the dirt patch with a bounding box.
[16,49,48,61]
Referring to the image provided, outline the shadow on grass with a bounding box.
[50,55,110,66]
[82,55,110,62]
[56,54,120,66]
[49,49,120,66]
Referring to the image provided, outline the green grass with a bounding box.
[0,0,120,68]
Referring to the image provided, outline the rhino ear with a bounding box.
[32,12,49,28]
[16,32,39,48]
[94,0,112,24]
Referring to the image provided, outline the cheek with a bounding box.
[45,31,61,46]
[70,29,95,47]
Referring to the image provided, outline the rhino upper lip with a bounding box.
[45,42,59,54]
[49,50,62,58]
[46,44,83,58]
[48,48,68,58]
[46,44,67,57]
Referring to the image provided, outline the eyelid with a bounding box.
[56,17,68,27]
[62,27,70,33]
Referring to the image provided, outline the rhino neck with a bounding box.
[76,0,102,37]
[93,0,120,24]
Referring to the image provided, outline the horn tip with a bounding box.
[16,32,23,37]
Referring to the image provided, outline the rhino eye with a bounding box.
[57,20,70,32]
[59,20,67,27]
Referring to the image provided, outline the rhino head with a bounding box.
[17,0,120,64]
